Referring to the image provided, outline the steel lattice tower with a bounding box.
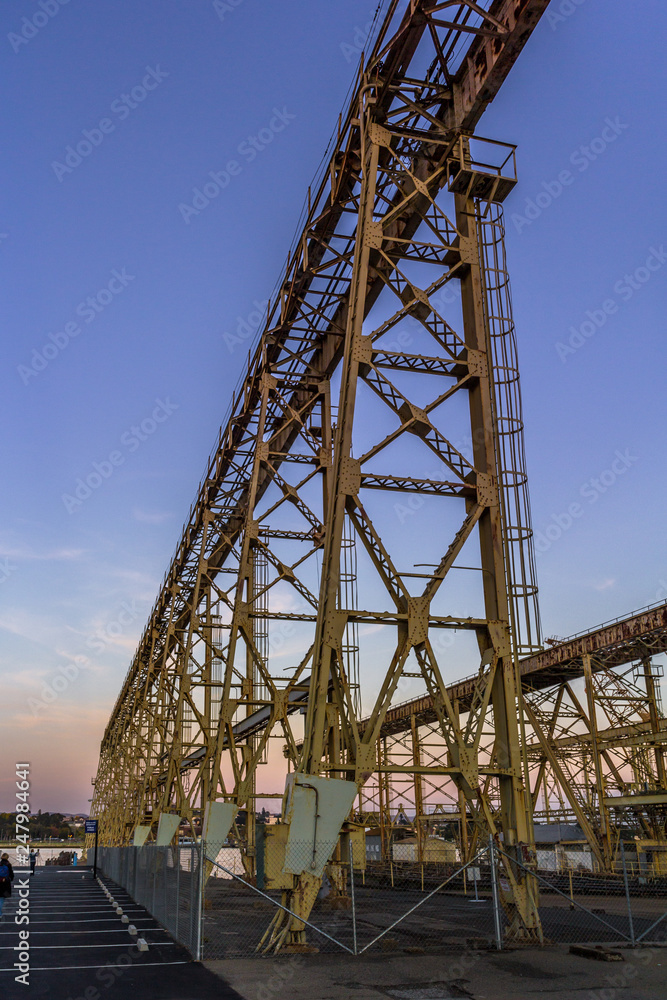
[91,1,554,945]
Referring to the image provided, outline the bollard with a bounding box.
[136,938,149,952]
[116,907,123,916]
[121,915,129,924]
[128,925,138,936]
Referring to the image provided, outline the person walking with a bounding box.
[0,853,14,921]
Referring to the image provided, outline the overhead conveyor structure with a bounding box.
[90,0,666,950]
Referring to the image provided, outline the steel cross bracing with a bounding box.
[91,0,553,946]
[357,600,667,871]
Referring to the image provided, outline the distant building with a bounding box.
[534,824,593,872]
[392,837,458,864]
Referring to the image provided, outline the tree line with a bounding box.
[0,812,78,841]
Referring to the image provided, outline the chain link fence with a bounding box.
[502,843,667,947]
[99,839,667,960]
[201,840,501,959]
[97,844,203,957]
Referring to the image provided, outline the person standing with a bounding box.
[0,853,14,921]
[29,849,37,874]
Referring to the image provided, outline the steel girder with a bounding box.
[90,0,553,946]
[355,602,667,872]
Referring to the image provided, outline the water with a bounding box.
[2,846,83,867]
[208,846,243,878]
[2,844,242,875]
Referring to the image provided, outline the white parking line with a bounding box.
[17,907,148,922]
[0,960,190,972]
[0,926,167,937]
[11,918,155,924]
[0,941,176,949]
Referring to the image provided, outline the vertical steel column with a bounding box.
[175,844,180,941]
[302,93,382,774]
[245,547,257,869]
[410,715,425,862]
[489,836,504,951]
[642,657,667,789]
[348,838,358,955]
[195,840,203,960]
[455,174,540,938]
[583,653,611,865]
[620,840,636,947]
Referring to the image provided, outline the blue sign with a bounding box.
[85,820,98,834]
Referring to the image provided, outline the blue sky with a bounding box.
[1,0,666,813]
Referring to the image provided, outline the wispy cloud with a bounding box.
[11,700,110,734]
[0,540,85,562]
[132,507,173,525]
[0,608,57,643]
[593,577,617,591]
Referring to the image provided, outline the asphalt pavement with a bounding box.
[0,864,243,1000]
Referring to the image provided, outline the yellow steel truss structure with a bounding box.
[91,1,558,945]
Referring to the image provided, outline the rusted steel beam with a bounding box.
[366,602,667,736]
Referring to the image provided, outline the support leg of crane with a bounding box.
[500,849,543,944]
[281,873,321,953]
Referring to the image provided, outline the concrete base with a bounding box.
[206,943,667,1000]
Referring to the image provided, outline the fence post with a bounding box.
[348,838,357,956]
[488,836,503,951]
[189,844,197,956]
[195,840,203,961]
[152,845,157,917]
[175,844,181,941]
[620,841,636,947]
